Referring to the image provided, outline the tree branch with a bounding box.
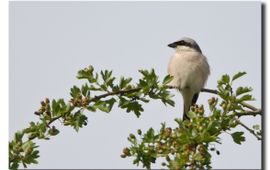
[46,86,261,133]
[240,102,261,112]
[201,88,218,94]
[235,110,262,117]
[90,87,141,102]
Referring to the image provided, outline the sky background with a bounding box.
[10,1,261,169]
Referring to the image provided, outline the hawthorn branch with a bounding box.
[47,88,142,126]
[200,88,261,114]
[236,119,261,140]
[45,86,261,132]
[47,87,261,126]
[90,87,141,102]
[201,88,218,94]
[235,110,262,117]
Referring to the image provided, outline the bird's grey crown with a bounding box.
[168,37,202,53]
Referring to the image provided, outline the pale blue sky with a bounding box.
[10,1,261,169]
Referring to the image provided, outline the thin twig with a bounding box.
[167,86,218,95]
[90,87,141,102]
[235,110,262,117]
[241,102,261,112]
[236,119,261,140]
[201,88,218,94]
[48,115,63,126]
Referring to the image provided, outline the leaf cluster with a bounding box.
[121,72,261,169]
[9,66,175,169]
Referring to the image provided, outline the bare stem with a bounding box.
[90,87,141,102]
[235,110,262,117]
[241,102,261,112]
[201,88,218,94]
[236,119,261,140]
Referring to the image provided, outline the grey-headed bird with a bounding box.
[167,37,210,120]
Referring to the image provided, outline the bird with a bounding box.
[167,37,210,120]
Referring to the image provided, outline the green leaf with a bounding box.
[10,162,19,170]
[106,98,117,112]
[72,111,88,132]
[139,70,149,77]
[237,94,253,102]
[162,75,173,85]
[51,99,67,116]
[81,84,89,97]
[48,126,60,136]
[236,87,252,96]
[218,90,230,100]
[187,111,196,119]
[70,86,81,98]
[101,70,113,83]
[232,72,246,81]
[87,105,97,112]
[221,74,230,84]
[138,79,148,88]
[100,84,108,91]
[94,100,110,113]
[14,131,24,142]
[119,97,144,117]
[252,124,260,130]
[120,77,132,89]
[143,128,155,142]
[138,97,150,103]
[22,141,34,153]
[107,77,116,88]
[160,91,175,106]
[88,85,102,91]
[94,98,116,113]
[52,99,59,114]
[231,131,246,144]
[126,101,144,117]
[77,65,96,83]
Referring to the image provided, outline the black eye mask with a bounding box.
[168,40,202,53]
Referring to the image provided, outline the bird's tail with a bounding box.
[182,92,199,120]
[183,104,190,120]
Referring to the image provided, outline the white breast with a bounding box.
[167,49,210,93]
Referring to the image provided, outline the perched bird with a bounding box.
[167,37,210,120]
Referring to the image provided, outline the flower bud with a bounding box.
[208,97,215,105]
[129,133,136,139]
[48,126,59,136]
[40,101,46,106]
[123,147,131,156]
[40,107,46,112]
[165,127,172,134]
[45,111,51,116]
[45,98,50,103]
[222,103,227,110]
[34,111,42,115]
[120,154,126,158]
[137,129,142,135]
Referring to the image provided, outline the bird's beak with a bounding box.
[168,42,177,48]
